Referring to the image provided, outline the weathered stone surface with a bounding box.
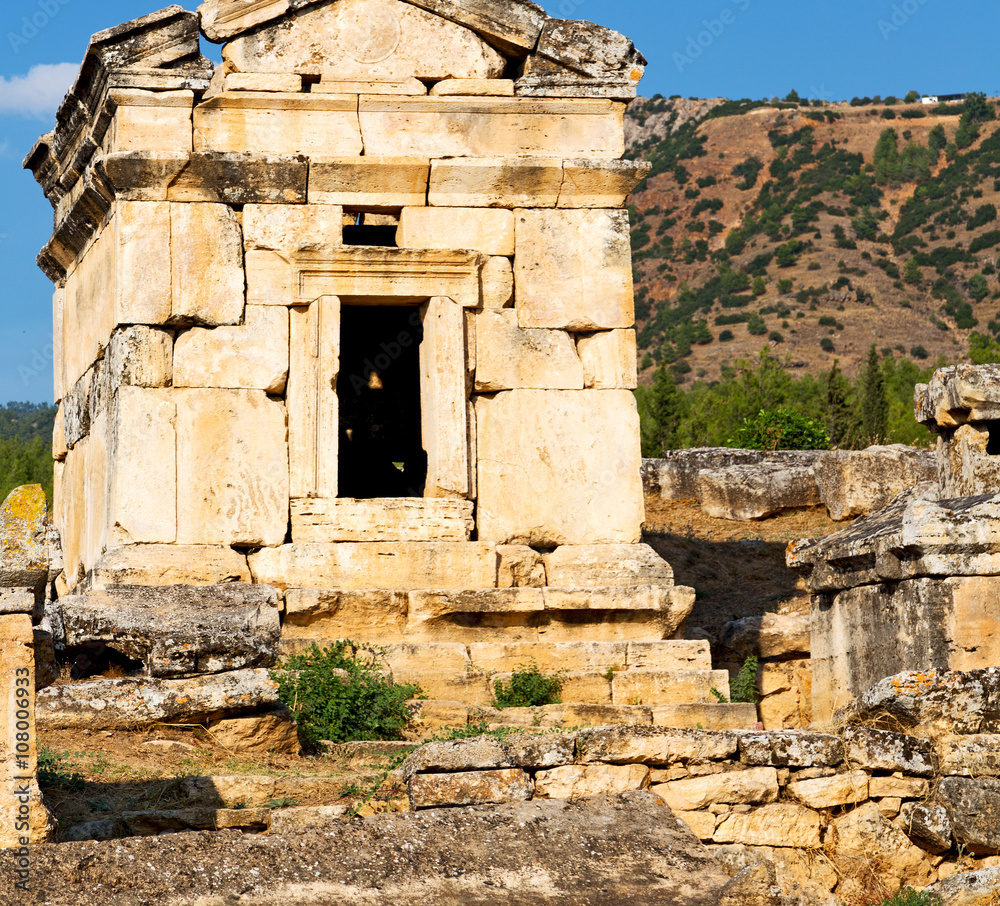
[290,498,474,543]
[58,584,281,677]
[642,450,822,501]
[813,445,936,521]
[85,544,251,589]
[0,485,50,593]
[476,390,643,546]
[360,98,625,160]
[559,159,651,208]
[309,156,430,208]
[832,801,936,890]
[105,89,195,156]
[282,589,409,643]
[626,640,711,670]
[403,733,576,777]
[37,669,280,729]
[577,330,638,389]
[429,157,564,207]
[514,209,633,330]
[579,727,739,765]
[719,612,811,660]
[174,305,289,393]
[738,731,843,768]
[612,669,731,706]
[938,735,1000,777]
[496,544,545,588]
[268,804,351,833]
[105,325,173,389]
[474,311,584,391]
[225,72,303,93]
[869,775,930,799]
[174,388,288,547]
[223,0,506,80]
[430,78,515,96]
[250,542,498,590]
[652,703,759,731]
[242,203,342,251]
[0,588,35,616]
[400,0,548,55]
[534,763,650,799]
[208,706,301,755]
[481,255,514,308]
[180,774,344,808]
[757,660,812,731]
[844,726,934,776]
[936,777,1000,855]
[314,78,426,95]
[0,793,742,905]
[654,767,778,811]
[937,422,1000,498]
[714,803,821,848]
[398,207,514,255]
[786,770,869,809]
[915,363,1000,428]
[900,802,952,854]
[409,768,533,808]
[699,462,821,521]
[195,92,364,157]
[926,867,1000,905]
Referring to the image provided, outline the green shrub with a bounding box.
[820,337,835,352]
[37,749,85,790]
[874,889,942,906]
[492,662,563,709]
[711,656,760,705]
[727,408,831,451]
[274,641,422,750]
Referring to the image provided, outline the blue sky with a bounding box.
[0,0,997,403]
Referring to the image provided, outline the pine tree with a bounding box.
[651,362,684,453]
[858,345,889,446]
[824,360,855,448]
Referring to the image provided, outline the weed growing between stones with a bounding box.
[492,662,564,709]
[711,655,761,704]
[273,641,422,750]
[872,888,943,906]
[37,748,85,790]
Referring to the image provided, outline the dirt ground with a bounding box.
[643,496,843,637]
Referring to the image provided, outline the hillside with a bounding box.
[625,93,1000,390]
[0,401,56,505]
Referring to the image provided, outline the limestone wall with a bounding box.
[643,445,936,521]
[399,719,1000,903]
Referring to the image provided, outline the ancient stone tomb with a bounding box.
[27,2,726,716]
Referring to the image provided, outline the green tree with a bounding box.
[858,345,889,445]
[904,90,920,103]
[928,124,948,154]
[904,257,923,285]
[752,275,767,296]
[650,362,685,453]
[969,273,990,301]
[823,360,855,448]
[727,409,831,451]
[873,128,900,185]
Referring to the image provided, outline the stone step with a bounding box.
[612,670,732,707]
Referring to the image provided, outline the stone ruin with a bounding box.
[23,1,743,733]
[790,364,1000,725]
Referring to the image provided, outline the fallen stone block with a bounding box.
[534,763,649,799]
[926,866,1000,905]
[207,705,301,756]
[402,733,576,778]
[578,726,739,765]
[719,612,811,661]
[699,462,821,521]
[82,544,252,590]
[408,768,533,809]
[57,584,281,677]
[844,726,934,776]
[651,703,759,731]
[900,802,952,854]
[935,776,1000,855]
[37,669,280,729]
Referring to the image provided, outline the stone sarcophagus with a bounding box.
[26,2,722,718]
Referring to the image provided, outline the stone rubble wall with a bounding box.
[642,445,936,521]
[399,723,1000,904]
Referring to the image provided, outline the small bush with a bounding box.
[873,889,942,906]
[727,408,831,451]
[820,337,835,352]
[910,345,929,360]
[768,331,784,343]
[719,329,735,342]
[37,749,85,790]
[493,662,563,709]
[274,641,422,750]
[711,656,760,705]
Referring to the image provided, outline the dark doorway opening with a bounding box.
[338,305,426,498]
[987,422,1000,455]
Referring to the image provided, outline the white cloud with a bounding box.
[0,63,77,118]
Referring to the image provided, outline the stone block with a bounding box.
[314,79,426,95]
[428,157,563,207]
[170,203,246,326]
[544,543,674,588]
[474,311,583,391]
[612,669,731,706]
[85,544,251,589]
[651,703,759,731]
[786,770,869,809]
[208,706,301,755]
[514,210,633,330]
[104,325,173,392]
[534,764,649,799]
[719,612,811,661]
[868,775,929,799]
[58,584,281,677]
[430,79,515,96]
[476,390,643,546]
[713,803,821,848]
[0,486,50,592]
[832,802,936,890]
[222,0,505,80]
[469,641,628,674]
[844,727,934,776]
[0,589,35,616]
[900,802,952,854]
[673,810,717,841]
[242,203,343,250]
[559,159,651,208]
[174,389,289,547]
[699,463,821,521]
[309,157,430,209]
[938,423,1000,497]
[397,207,514,255]
[409,768,532,809]
[577,330,638,389]
[290,497,474,543]
[225,72,303,92]
[496,545,545,588]
[578,727,739,765]
[738,731,844,768]
[268,805,351,832]
[481,256,514,308]
[282,589,408,642]
[174,305,289,393]
[937,735,1000,777]
[402,733,576,776]
[653,767,778,812]
[250,542,498,590]
[105,89,194,155]
[401,0,547,55]
[360,98,625,159]
[194,92,364,156]
[626,641,712,671]
[36,668,280,729]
